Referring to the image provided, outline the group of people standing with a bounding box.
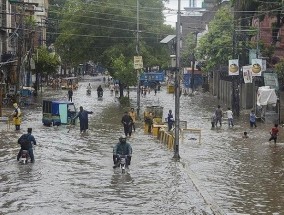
[211,105,234,128]
[211,105,280,144]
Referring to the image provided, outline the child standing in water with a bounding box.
[249,110,257,128]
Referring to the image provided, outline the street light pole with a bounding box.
[191,31,198,93]
[173,0,181,160]
[136,0,141,118]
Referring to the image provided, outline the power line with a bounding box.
[48,6,166,24]
[46,30,165,40]
[49,1,165,13]
[46,17,169,36]
[47,10,168,28]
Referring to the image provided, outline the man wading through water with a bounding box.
[215,105,223,127]
[73,106,93,133]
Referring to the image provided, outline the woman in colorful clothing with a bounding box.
[12,103,21,130]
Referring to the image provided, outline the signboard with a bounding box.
[140,72,165,82]
[9,0,21,3]
[251,59,263,76]
[134,56,143,69]
[228,59,239,76]
[183,73,204,88]
[242,65,252,84]
[263,73,279,90]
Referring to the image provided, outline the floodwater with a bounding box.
[0,76,283,215]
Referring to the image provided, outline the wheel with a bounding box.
[122,168,125,174]
[19,101,25,107]
[2,99,8,105]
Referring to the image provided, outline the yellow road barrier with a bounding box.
[158,129,175,150]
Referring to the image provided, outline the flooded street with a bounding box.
[0,77,284,214]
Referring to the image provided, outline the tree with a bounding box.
[274,59,284,83]
[196,6,234,72]
[112,54,136,98]
[33,46,61,89]
[181,33,197,67]
[231,0,284,45]
[47,0,68,45]
[55,0,173,77]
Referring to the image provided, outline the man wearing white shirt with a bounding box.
[226,107,234,127]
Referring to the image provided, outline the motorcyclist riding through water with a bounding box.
[17,128,37,163]
[113,135,132,168]
[97,85,103,98]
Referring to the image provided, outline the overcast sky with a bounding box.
[164,0,203,27]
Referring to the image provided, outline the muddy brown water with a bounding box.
[0,78,283,214]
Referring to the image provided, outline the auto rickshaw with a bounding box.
[61,77,79,90]
[42,99,77,126]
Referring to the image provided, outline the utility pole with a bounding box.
[173,0,181,160]
[0,72,3,116]
[15,2,24,103]
[191,31,198,93]
[136,0,141,118]
[231,9,240,117]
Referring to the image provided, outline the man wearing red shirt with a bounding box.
[269,124,279,144]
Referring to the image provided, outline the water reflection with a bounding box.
[110,172,134,186]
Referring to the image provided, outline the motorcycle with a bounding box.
[86,89,91,95]
[19,150,30,164]
[117,155,128,173]
[2,94,14,106]
[98,91,103,99]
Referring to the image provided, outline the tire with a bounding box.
[19,101,25,107]
[2,99,8,105]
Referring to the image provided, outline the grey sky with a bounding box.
[164,0,203,27]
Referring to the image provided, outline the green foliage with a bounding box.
[54,0,173,78]
[181,33,197,67]
[112,54,136,87]
[196,6,234,72]
[275,59,284,79]
[47,0,68,45]
[33,46,61,75]
[231,0,284,44]
[24,16,37,29]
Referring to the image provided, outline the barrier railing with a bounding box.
[0,116,11,130]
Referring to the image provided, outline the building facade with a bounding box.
[0,0,48,94]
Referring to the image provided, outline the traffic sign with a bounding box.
[134,56,143,69]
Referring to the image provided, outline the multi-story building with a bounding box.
[0,0,48,93]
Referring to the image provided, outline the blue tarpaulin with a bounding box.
[183,73,203,88]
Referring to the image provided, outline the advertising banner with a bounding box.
[228,59,239,76]
[242,65,252,84]
[251,59,263,76]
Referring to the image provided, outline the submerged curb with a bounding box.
[180,161,227,215]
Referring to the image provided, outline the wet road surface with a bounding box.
[0,77,283,214]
